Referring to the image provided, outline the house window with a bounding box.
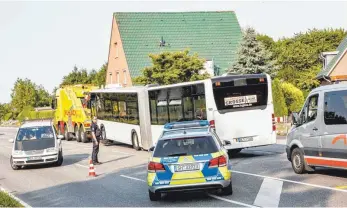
[116,71,120,84]
[123,70,127,85]
[115,42,119,59]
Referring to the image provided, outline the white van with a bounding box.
[10,119,63,170]
[286,84,347,174]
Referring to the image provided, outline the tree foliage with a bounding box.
[10,78,50,113]
[272,79,288,117]
[60,63,107,87]
[229,27,278,77]
[133,50,210,85]
[281,82,305,113]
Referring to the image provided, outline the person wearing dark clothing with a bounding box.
[91,116,102,165]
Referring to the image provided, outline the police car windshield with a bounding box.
[153,136,219,157]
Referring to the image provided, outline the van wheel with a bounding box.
[149,190,160,201]
[64,125,71,141]
[55,150,63,166]
[10,156,20,170]
[291,148,306,174]
[75,126,81,142]
[81,127,89,143]
[132,132,141,151]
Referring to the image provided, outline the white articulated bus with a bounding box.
[90,74,276,152]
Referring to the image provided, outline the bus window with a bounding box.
[104,94,113,120]
[212,77,268,110]
[194,95,207,120]
[127,101,139,125]
[157,89,169,125]
[119,101,127,123]
[168,87,183,122]
[183,97,194,121]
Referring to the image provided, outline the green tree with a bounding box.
[229,27,278,78]
[281,82,305,113]
[36,85,51,107]
[133,50,210,85]
[272,79,288,116]
[273,28,346,92]
[92,63,107,87]
[11,78,38,113]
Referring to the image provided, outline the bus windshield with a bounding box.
[212,75,268,110]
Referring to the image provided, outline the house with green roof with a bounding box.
[105,11,242,87]
[317,35,347,85]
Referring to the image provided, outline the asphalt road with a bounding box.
[1,127,347,207]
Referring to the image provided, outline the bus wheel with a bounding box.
[291,148,306,174]
[132,132,141,151]
[75,125,81,142]
[64,125,71,141]
[101,126,106,140]
[81,126,89,143]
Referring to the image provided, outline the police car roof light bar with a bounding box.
[164,120,209,130]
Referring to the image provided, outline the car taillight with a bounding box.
[209,155,227,168]
[272,114,276,131]
[148,161,165,172]
[209,120,215,128]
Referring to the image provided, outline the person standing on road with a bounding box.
[91,116,102,165]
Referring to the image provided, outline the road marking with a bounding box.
[208,194,257,208]
[75,164,89,169]
[335,185,347,190]
[120,175,146,182]
[253,178,283,207]
[112,150,134,156]
[120,174,255,207]
[232,170,347,193]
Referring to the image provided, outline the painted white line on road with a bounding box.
[120,175,146,182]
[253,178,283,207]
[1,187,31,208]
[208,194,257,208]
[120,174,255,207]
[75,164,89,169]
[112,150,134,156]
[232,170,347,193]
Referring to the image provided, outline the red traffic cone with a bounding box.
[89,159,96,177]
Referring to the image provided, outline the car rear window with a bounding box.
[212,76,268,110]
[153,136,219,157]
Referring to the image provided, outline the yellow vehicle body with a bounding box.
[52,84,99,142]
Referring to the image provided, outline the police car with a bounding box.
[147,120,233,201]
[9,119,63,170]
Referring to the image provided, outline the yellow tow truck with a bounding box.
[51,84,99,142]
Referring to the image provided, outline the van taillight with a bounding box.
[208,155,227,168]
[272,114,276,131]
[209,120,215,128]
[148,161,165,172]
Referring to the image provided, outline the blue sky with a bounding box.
[0,1,346,103]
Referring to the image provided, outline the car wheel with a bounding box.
[132,132,141,151]
[75,126,81,142]
[291,148,306,174]
[10,156,20,170]
[64,125,71,141]
[81,127,89,143]
[220,181,233,195]
[148,190,160,201]
[55,150,63,166]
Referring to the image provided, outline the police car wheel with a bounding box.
[220,181,233,195]
[291,148,306,174]
[132,132,141,151]
[10,156,20,170]
[148,190,160,201]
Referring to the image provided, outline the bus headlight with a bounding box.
[46,147,57,153]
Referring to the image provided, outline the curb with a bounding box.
[0,187,31,208]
